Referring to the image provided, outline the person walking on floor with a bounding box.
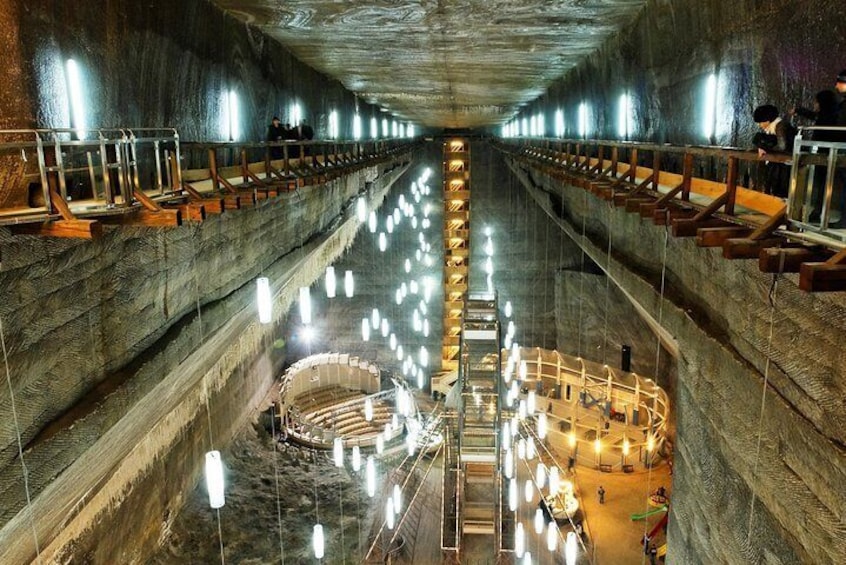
[597,485,605,504]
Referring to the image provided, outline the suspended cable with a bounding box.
[270,404,285,564]
[0,314,42,564]
[192,229,225,564]
[577,189,588,358]
[746,255,783,542]
[601,196,614,365]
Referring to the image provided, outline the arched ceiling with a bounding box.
[212,0,647,128]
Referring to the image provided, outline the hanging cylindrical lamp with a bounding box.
[534,508,544,534]
[386,216,394,234]
[536,463,546,489]
[333,437,344,468]
[502,420,512,446]
[404,258,411,273]
[538,412,547,439]
[376,433,385,454]
[389,333,397,350]
[509,478,518,511]
[393,484,402,513]
[356,196,367,222]
[504,449,514,479]
[518,438,527,461]
[368,211,377,233]
[299,287,312,325]
[344,270,355,298]
[325,266,336,298]
[205,450,225,509]
[361,318,370,341]
[505,300,513,318]
[565,532,578,565]
[527,438,536,460]
[381,318,389,337]
[524,479,533,503]
[364,397,374,422]
[519,360,528,381]
[371,308,380,330]
[515,522,526,558]
[546,520,558,551]
[378,232,387,252]
[256,277,272,324]
[528,391,536,415]
[366,455,376,497]
[386,498,395,530]
[549,466,560,497]
[313,524,325,559]
[352,445,361,471]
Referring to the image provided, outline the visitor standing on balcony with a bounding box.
[751,104,797,198]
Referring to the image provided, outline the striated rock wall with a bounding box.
[0,155,412,562]
[527,0,846,148]
[505,155,846,564]
[0,0,377,207]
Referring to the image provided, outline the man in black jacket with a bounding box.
[752,105,796,198]
[266,117,285,159]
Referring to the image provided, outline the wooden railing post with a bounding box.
[208,148,220,192]
[725,156,738,215]
[681,152,693,201]
[610,146,619,179]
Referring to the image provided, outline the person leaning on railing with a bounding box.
[751,104,797,198]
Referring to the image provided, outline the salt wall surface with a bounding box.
[0,0,377,207]
[0,155,412,563]
[524,0,846,147]
[505,151,846,564]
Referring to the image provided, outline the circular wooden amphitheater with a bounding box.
[278,353,400,448]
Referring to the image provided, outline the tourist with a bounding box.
[649,543,658,564]
[836,70,846,130]
[751,104,797,197]
[266,116,285,159]
[791,90,840,221]
[597,485,605,504]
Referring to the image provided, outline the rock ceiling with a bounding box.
[212,0,647,128]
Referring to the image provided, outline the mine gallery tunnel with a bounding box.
[1,1,845,564]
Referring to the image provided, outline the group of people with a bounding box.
[266,116,314,158]
[752,69,846,213]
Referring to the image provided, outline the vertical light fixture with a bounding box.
[353,113,362,140]
[549,466,560,496]
[524,479,533,503]
[356,197,367,222]
[537,113,545,137]
[392,484,402,513]
[344,270,354,298]
[329,110,339,139]
[224,90,239,141]
[370,116,378,139]
[364,397,374,421]
[618,93,629,139]
[703,73,718,140]
[578,102,589,139]
[256,277,272,324]
[366,455,376,497]
[391,120,398,138]
[368,211,377,233]
[361,318,370,341]
[555,109,565,138]
[352,445,361,471]
[509,477,518,511]
[407,123,415,137]
[299,287,312,325]
[65,59,87,139]
[382,118,389,137]
[205,450,225,509]
[386,499,395,530]
[565,532,578,565]
[333,437,344,468]
[291,102,302,126]
[325,266,336,298]
[378,232,387,252]
[313,524,325,559]
[534,508,544,534]
[546,521,558,551]
[515,522,526,558]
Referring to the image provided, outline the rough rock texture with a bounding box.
[506,150,846,564]
[525,0,846,147]
[0,155,411,563]
[0,0,375,207]
[212,0,648,128]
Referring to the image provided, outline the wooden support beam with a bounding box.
[48,188,75,221]
[681,153,693,201]
[639,202,659,218]
[625,197,654,213]
[799,262,846,292]
[218,175,239,194]
[759,247,830,273]
[671,217,730,237]
[695,226,752,247]
[223,195,242,210]
[208,149,220,192]
[131,189,163,212]
[722,237,783,259]
[10,219,102,239]
[182,182,205,200]
[100,208,182,227]
[166,202,206,222]
[748,209,787,240]
[724,157,739,215]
